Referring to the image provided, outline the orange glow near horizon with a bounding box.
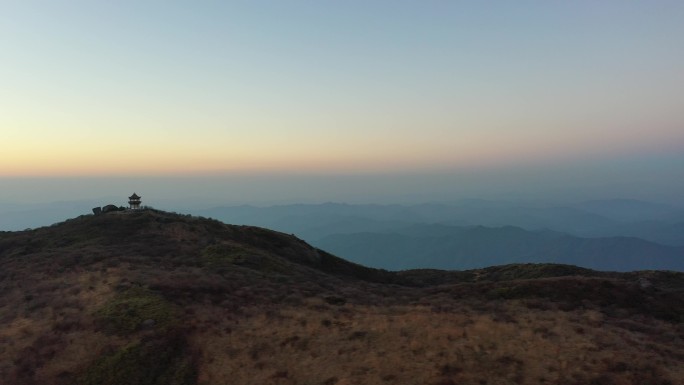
[4,122,683,178]
[3,1,684,180]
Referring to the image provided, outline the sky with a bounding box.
[1,1,683,205]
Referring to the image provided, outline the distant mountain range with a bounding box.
[2,198,683,271]
[315,224,684,271]
[193,199,684,271]
[194,199,684,246]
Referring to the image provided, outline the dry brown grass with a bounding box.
[0,267,124,385]
[186,299,683,385]
[1,210,683,385]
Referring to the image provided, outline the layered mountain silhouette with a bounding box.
[315,224,684,271]
[195,200,684,245]
[1,210,683,384]
[195,201,684,271]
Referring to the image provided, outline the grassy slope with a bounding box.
[0,210,683,385]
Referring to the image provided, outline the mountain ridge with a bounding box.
[195,201,684,247]
[2,210,684,384]
[315,223,684,272]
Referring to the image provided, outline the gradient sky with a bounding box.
[1,1,683,204]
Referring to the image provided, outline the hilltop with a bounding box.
[1,210,683,385]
